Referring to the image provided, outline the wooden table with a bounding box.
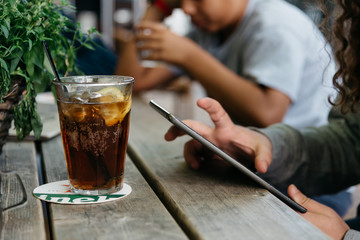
[0,92,329,239]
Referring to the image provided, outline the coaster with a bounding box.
[33,180,131,205]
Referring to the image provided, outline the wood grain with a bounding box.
[0,141,46,240]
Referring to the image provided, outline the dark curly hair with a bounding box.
[320,0,360,112]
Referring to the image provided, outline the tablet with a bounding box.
[149,100,307,213]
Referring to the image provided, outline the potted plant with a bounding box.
[0,0,96,153]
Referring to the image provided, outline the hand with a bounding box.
[135,21,196,65]
[165,97,272,173]
[287,184,350,240]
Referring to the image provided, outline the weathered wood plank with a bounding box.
[128,96,329,240]
[0,141,46,240]
[41,135,186,240]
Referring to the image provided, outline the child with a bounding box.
[116,0,335,130]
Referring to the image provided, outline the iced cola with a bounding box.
[54,76,134,195]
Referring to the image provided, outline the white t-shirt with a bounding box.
[171,0,336,129]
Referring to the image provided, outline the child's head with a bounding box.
[180,0,249,32]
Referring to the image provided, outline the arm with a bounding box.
[259,104,360,196]
[178,39,291,127]
[166,97,360,195]
[114,36,176,92]
[115,1,178,92]
[165,98,360,239]
[135,22,291,127]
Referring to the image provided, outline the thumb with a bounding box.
[287,184,311,208]
[288,184,341,215]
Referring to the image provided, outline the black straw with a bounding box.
[42,40,61,81]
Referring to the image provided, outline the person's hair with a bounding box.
[320,0,360,112]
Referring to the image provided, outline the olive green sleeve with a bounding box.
[258,105,360,196]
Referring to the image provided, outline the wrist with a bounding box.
[179,39,199,67]
[114,27,134,43]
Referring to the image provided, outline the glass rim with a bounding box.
[53,75,134,86]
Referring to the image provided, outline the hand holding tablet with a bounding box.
[149,100,307,213]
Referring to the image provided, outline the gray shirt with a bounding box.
[345,230,360,240]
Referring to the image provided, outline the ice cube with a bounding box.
[62,104,89,122]
[71,93,89,104]
[72,105,89,122]
[71,91,102,104]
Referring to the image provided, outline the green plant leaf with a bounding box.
[30,45,44,69]
[81,42,95,50]
[31,107,43,139]
[4,19,10,29]
[5,45,17,58]
[8,0,16,6]
[1,25,9,39]
[0,58,9,72]
[10,57,21,73]
[24,52,35,77]
[1,0,98,139]
[43,55,54,77]
[28,39,33,51]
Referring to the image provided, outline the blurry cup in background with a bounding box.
[136,28,164,68]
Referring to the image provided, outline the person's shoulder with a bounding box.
[250,0,315,28]
[248,0,323,44]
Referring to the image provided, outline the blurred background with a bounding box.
[68,0,322,52]
[68,0,191,52]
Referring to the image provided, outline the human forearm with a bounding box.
[115,38,142,80]
[115,38,154,91]
[115,40,174,92]
[259,106,360,195]
[181,44,290,126]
